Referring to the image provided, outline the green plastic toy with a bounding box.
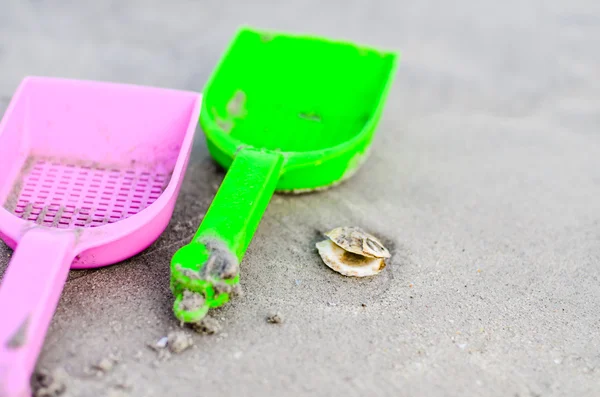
[170,26,399,323]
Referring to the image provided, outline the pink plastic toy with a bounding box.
[0,76,201,396]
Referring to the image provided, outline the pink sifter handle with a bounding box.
[0,228,76,397]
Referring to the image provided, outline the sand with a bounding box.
[1,1,600,396]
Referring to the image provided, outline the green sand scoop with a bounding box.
[170,27,399,323]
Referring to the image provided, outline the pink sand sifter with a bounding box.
[0,77,201,396]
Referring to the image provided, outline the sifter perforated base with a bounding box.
[4,156,170,229]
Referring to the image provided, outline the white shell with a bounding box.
[325,226,390,259]
[316,239,386,277]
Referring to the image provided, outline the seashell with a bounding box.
[325,226,390,259]
[316,239,386,277]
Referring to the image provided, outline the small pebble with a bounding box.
[93,358,114,373]
[192,315,221,335]
[266,312,283,324]
[156,336,168,349]
[33,368,68,397]
[167,331,194,354]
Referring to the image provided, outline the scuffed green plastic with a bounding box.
[170,26,399,323]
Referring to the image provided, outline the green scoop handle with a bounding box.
[170,148,283,323]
